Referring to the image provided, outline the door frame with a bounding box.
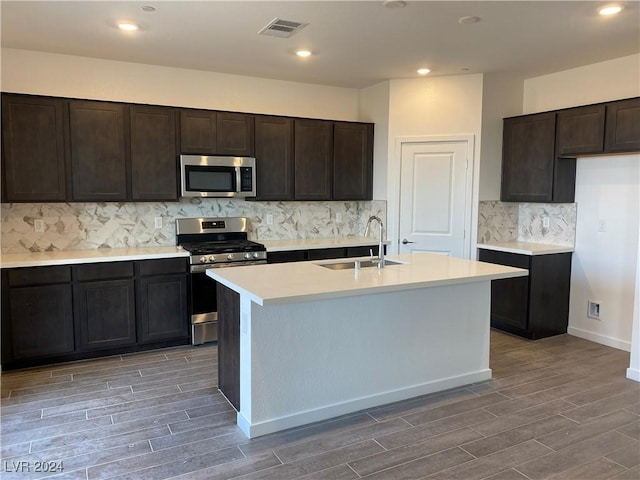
[388,134,478,258]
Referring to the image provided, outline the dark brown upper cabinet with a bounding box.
[1,94,68,202]
[333,122,373,200]
[502,112,575,203]
[605,97,640,153]
[179,109,254,156]
[130,105,178,201]
[294,119,333,200]
[217,112,254,156]
[179,109,217,154]
[254,116,294,201]
[556,104,606,156]
[69,100,128,202]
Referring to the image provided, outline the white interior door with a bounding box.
[399,140,471,257]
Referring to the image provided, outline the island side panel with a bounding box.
[239,281,492,438]
[217,283,240,411]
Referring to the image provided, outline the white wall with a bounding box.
[627,199,640,381]
[385,74,484,255]
[523,54,640,357]
[0,48,360,120]
[479,73,524,201]
[359,81,391,200]
[523,54,640,114]
[569,156,639,350]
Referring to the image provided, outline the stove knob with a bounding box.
[253,252,260,259]
[209,255,216,262]
[227,254,234,261]
[244,253,251,259]
[199,256,207,264]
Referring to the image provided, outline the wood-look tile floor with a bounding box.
[1,330,639,480]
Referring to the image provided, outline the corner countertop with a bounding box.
[477,241,574,256]
[262,236,389,252]
[208,253,527,306]
[0,247,189,269]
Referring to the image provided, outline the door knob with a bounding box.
[402,239,415,244]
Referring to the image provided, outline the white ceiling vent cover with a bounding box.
[259,18,308,38]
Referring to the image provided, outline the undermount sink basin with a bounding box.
[318,259,406,270]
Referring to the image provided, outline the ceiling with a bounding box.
[2,1,639,89]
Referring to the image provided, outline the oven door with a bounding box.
[182,164,238,198]
[190,270,218,344]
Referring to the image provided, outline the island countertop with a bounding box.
[208,252,527,306]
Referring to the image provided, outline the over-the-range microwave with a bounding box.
[180,155,256,198]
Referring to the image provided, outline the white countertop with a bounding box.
[208,252,527,306]
[0,247,189,269]
[477,241,574,256]
[262,236,388,252]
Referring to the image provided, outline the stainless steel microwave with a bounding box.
[180,155,256,198]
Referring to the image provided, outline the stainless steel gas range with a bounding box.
[176,217,267,345]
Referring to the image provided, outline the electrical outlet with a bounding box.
[542,216,550,229]
[266,214,274,226]
[34,219,45,233]
[154,217,163,229]
[336,212,343,223]
[588,300,601,320]
[598,219,607,232]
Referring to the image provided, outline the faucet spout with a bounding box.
[364,215,385,268]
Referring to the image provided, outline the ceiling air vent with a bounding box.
[259,18,308,38]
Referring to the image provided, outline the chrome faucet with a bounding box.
[364,215,385,268]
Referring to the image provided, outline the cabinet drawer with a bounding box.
[136,258,188,276]
[346,246,380,258]
[74,262,134,281]
[478,249,530,270]
[8,266,71,286]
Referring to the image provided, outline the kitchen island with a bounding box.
[208,253,527,438]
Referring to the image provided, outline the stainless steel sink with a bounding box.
[318,259,406,270]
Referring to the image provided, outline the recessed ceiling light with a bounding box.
[118,22,139,31]
[598,5,623,15]
[296,50,312,58]
[417,68,431,75]
[458,16,481,24]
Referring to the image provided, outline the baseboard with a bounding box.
[627,368,640,382]
[236,369,492,438]
[567,326,631,352]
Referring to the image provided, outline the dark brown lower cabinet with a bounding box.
[74,262,136,352]
[217,283,240,411]
[136,259,189,343]
[267,245,383,264]
[479,249,572,340]
[1,258,190,370]
[6,283,75,360]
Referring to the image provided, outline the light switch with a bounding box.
[597,219,607,232]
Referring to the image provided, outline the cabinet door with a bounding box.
[216,112,255,156]
[1,94,68,202]
[69,100,128,201]
[501,112,557,203]
[137,274,189,343]
[130,105,178,201]
[179,109,217,154]
[333,122,373,200]
[556,105,605,156]
[75,279,136,351]
[254,116,294,200]
[478,249,530,335]
[7,284,74,360]
[605,98,640,153]
[294,119,333,200]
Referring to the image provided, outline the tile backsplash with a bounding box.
[479,201,576,247]
[1,199,387,254]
